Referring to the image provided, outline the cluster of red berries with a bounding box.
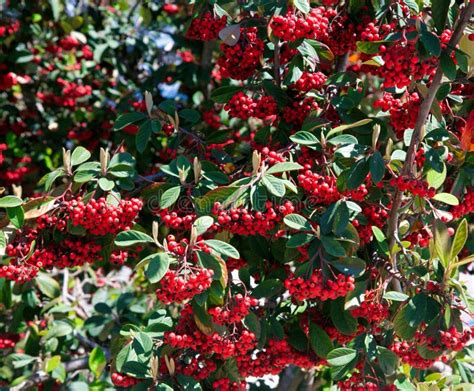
[404,226,432,248]
[209,294,258,325]
[351,290,389,323]
[203,110,222,129]
[0,71,20,91]
[390,341,439,369]
[451,190,474,219]
[3,226,104,283]
[439,327,473,351]
[64,197,142,236]
[374,93,420,138]
[323,12,392,56]
[155,268,214,304]
[0,155,33,185]
[0,334,19,349]
[159,208,196,230]
[338,372,396,391]
[284,271,355,301]
[325,324,365,345]
[0,20,20,38]
[213,378,246,391]
[270,8,329,41]
[291,71,327,92]
[166,306,256,359]
[217,28,264,80]
[186,13,227,41]
[0,263,39,284]
[226,257,247,271]
[236,338,316,377]
[178,357,217,381]
[224,92,277,120]
[390,176,436,198]
[372,40,437,88]
[282,97,318,127]
[110,372,140,387]
[298,170,368,205]
[212,200,295,236]
[38,78,93,108]
[260,147,286,166]
[353,204,389,244]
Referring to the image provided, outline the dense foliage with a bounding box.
[0,0,474,390]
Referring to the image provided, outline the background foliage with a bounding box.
[0,0,474,390]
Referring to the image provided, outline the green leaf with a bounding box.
[394,305,417,340]
[159,100,176,116]
[46,321,73,338]
[71,147,91,166]
[49,0,60,20]
[252,279,284,299]
[451,219,468,260]
[7,206,24,229]
[145,253,170,283]
[321,236,346,257]
[370,151,385,183]
[304,40,334,64]
[309,322,334,358]
[377,346,399,375]
[211,86,244,103]
[177,375,202,391]
[115,345,131,372]
[326,119,372,138]
[46,356,61,373]
[383,291,409,301]
[426,164,446,189]
[0,196,23,208]
[356,40,388,54]
[179,109,201,124]
[330,298,357,335]
[193,216,214,236]
[327,348,357,366]
[286,233,314,248]
[284,214,312,231]
[331,257,366,276]
[289,131,320,145]
[327,134,358,145]
[262,175,286,197]
[431,0,450,32]
[115,230,154,246]
[243,312,261,338]
[136,120,153,153]
[98,178,115,191]
[347,158,369,189]
[432,192,459,205]
[114,112,147,130]
[266,162,303,174]
[420,31,441,57]
[405,293,427,327]
[39,169,65,191]
[434,219,451,268]
[73,170,98,183]
[262,80,290,107]
[372,226,386,242]
[205,239,240,259]
[160,186,181,209]
[88,347,106,378]
[294,0,310,13]
[440,52,457,80]
[36,272,60,298]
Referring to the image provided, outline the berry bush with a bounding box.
[0,0,474,390]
